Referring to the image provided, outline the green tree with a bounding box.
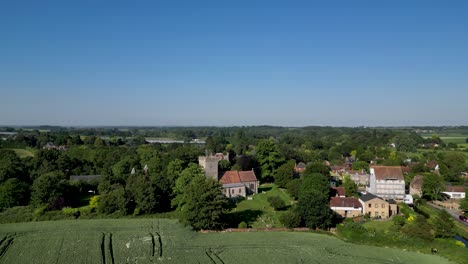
[97,185,130,215]
[422,173,445,200]
[267,195,286,210]
[351,161,369,171]
[342,175,358,197]
[177,175,228,230]
[0,178,30,209]
[274,160,295,188]
[296,174,333,229]
[126,173,161,214]
[255,139,285,181]
[218,159,231,171]
[280,209,301,228]
[433,210,455,238]
[30,171,69,209]
[0,149,26,183]
[166,159,184,187]
[305,161,330,175]
[460,195,468,213]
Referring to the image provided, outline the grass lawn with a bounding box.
[9,148,35,158]
[230,183,293,228]
[363,219,394,232]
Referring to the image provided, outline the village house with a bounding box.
[442,186,466,199]
[219,170,259,198]
[359,193,397,219]
[330,197,362,218]
[367,166,405,200]
[410,175,424,197]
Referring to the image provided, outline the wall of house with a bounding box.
[225,186,246,198]
[409,186,422,196]
[442,192,466,199]
[373,180,405,200]
[331,207,362,218]
[361,199,390,219]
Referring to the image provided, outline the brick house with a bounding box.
[330,197,362,218]
[219,170,259,198]
[367,166,405,200]
[359,193,394,219]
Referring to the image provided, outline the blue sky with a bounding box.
[1,0,467,126]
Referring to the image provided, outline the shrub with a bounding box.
[238,221,248,228]
[62,207,80,218]
[280,209,301,228]
[267,196,286,211]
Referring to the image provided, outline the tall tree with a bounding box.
[274,160,295,188]
[342,175,358,197]
[255,139,285,181]
[422,173,445,200]
[177,175,228,230]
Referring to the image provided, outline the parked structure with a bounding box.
[367,166,405,200]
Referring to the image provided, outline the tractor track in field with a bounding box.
[100,233,115,264]
[204,248,224,264]
[0,234,15,262]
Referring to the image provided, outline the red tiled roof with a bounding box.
[220,171,257,185]
[330,197,362,208]
[445,186,466,193]
[371,166,404,181]
[331,187,346,197]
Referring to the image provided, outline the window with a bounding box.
[238,188,241,193]
[231,189,234,194]
[381,204,385,208]
[368,204,371,208]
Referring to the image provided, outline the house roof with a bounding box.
[444,186,466,193]
[371,166,404,181]
[426,160,439,169]
[219,170,257,185]
[388,199,397,204]
[331,187,346,197]
[359,192,384,202]
[410,175,424,189]
[330,197,362,208]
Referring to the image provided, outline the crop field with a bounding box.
[0,219,451,264]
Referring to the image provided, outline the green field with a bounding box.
[0,219,451,264]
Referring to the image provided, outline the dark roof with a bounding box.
[371,166,404,181]
[330,197,362,208]
[219,170,257,185]
[70,175,101,182]
[444,186,466,193]
[359,192,383,202]
[388,199,397,204]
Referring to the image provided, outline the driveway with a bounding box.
[427,202,468,226]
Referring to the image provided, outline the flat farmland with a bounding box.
[0,219,452,264]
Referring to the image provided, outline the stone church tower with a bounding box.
[198,155,219,180]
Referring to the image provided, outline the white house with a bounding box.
[403,194,414,205]
[442,186,466,199]
[367,166,405,200]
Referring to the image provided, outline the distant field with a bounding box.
[0,219,451,264]
[8,148,34,158]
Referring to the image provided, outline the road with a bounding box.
[427,202,468,226]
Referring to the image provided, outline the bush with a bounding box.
[267,196,286,211]
[238,221,248,228]
[280,209,301,228]
[392,215,406,227]
[62,207,80,218]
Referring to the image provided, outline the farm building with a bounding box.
[359,193,398,219]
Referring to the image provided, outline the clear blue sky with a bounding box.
[1,0,467,127]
